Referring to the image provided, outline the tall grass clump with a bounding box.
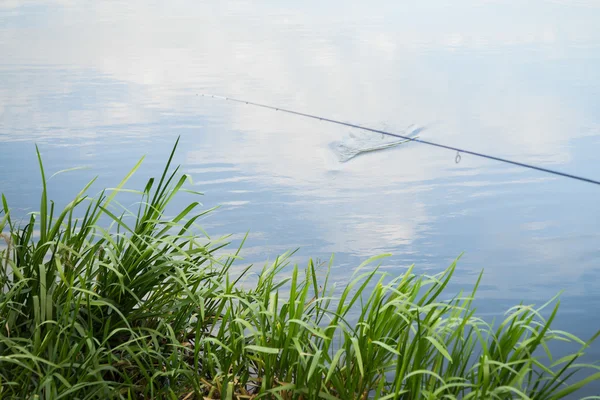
[0,140,599,399]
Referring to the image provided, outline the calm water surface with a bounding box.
[1,0,600,395]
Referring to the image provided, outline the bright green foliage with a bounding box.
[0,141,598,399]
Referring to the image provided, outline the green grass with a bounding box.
[0,140,599,399]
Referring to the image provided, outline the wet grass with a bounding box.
[0,140,599,399]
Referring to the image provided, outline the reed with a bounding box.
[0,141,598,399]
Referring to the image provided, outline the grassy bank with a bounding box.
[1,141,599,399]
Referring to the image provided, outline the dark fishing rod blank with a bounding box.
[199,93,600,187]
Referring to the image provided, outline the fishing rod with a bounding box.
[199,93,600,187]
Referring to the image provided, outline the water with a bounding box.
[330,123,423,162]
[1,0,600,395]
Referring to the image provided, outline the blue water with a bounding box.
[1,0,600,396]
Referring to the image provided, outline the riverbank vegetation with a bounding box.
[1,141,599,399]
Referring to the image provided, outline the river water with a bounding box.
[1,0,600,396]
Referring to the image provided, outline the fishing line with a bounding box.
[199,94,600,186]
